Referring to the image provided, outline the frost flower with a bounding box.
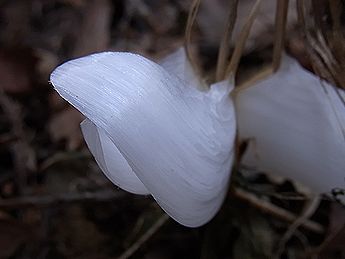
[236,55,345,201]
[50,48,236,227]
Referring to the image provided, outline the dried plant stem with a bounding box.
[233,0,288,93]
[297,0,345,88]
[184,0,201,76]
[39,151,90,172]
[274,196,321,258]
[232,66,273,96]
[225,0,262,78]
[272,0,289,72]
[296,1,330,82]
[296,0,305,30]
[215,0,238,81]
[0,190,127,209]
[232,188,324,234]
[117,214,169,259]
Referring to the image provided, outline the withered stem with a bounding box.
[184,0,201,77]
[272,0,289,72]
[225,0,262,78]
[215,0,238,81]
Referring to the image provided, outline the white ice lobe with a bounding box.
[236,55,345,201]
[50,48,236,227]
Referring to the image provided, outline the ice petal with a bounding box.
[159,47,202,90]
[51,51,236,227]
[236,55,345,200]
[81,118,149,195]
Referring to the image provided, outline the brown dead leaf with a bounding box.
[48,107,84,150]
[0,47,38,94]
[287,34,313,71]
[318,203,345,258]
[0,219,32,259]
[198,0,297,52]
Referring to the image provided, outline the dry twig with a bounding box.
[215,0,238,81]
[274,196,321,258]
[272,0,289,71]
[0,190,128,209]
[232,188,324,234]
[184,0,201,78]
[117,213,169,259]
[225,0,262,77]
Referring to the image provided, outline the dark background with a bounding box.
[0,0,344,258]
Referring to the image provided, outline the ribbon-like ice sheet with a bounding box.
[80,118,149,195]
[50,48,236,227]
[236,55,345,201]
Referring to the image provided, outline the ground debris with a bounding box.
[0,0,343,258]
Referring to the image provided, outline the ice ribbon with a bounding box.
[236,54,345,202]
[50,48,236,227]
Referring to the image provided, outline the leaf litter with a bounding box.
[0,0,344,258]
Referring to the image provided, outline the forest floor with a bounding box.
[0,0,344,258]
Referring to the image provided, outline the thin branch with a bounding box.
[225,0,262,78]
[215,0,238,81]
[0,190,128,209]
[232,188,324,234]
[39,151,90,172]
[272,0,289,72]
[296,0,305,28]
[297,0,344,88]
[117,213,169,259]
[296,1,330,83]
[232,65,273,96]
[294,230,313,256]
[184,0,201,77]
[274,196,321,258]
